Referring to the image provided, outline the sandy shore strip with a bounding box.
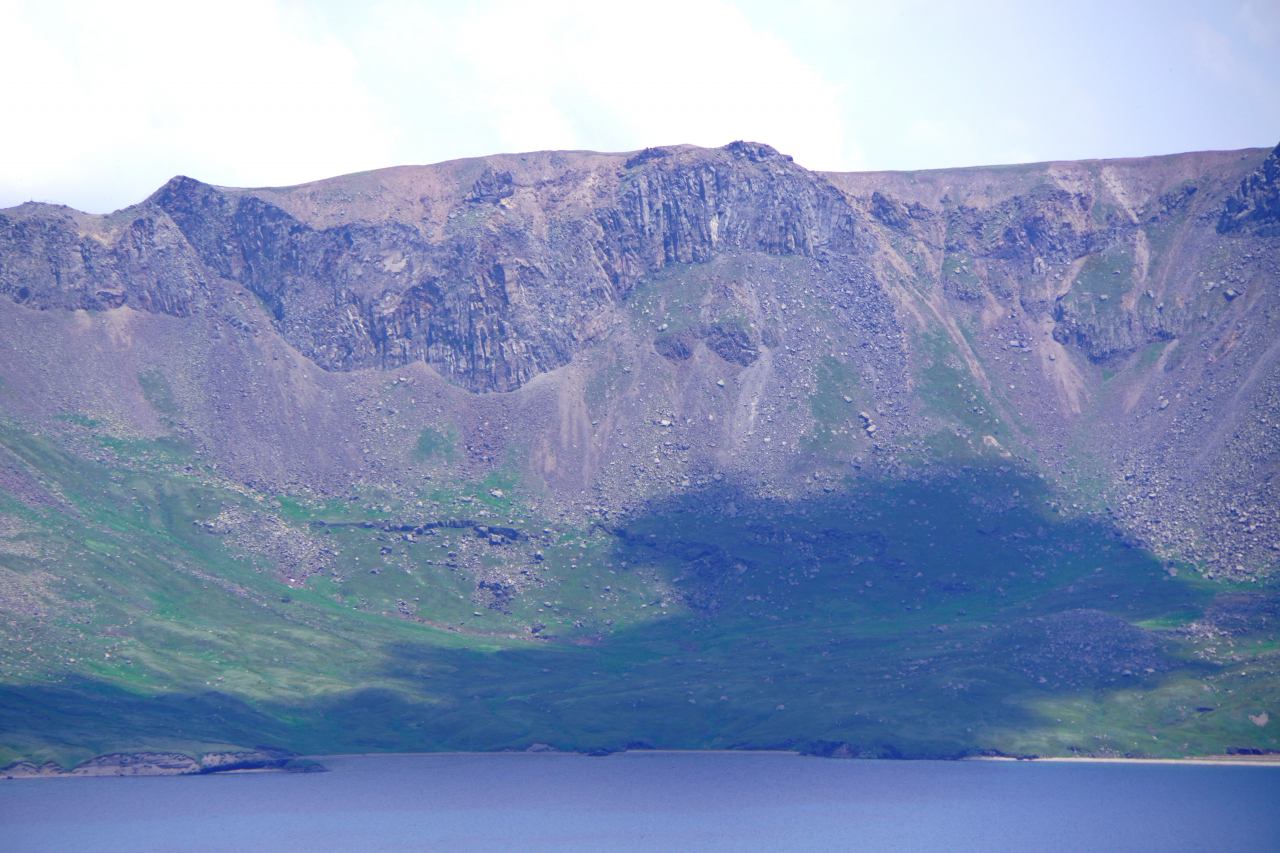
[966,755,1280,767]
[306,749,1280,767]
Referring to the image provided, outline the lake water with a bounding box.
[2,752,1278,853]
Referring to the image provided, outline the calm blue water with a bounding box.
[2,752,1278,853]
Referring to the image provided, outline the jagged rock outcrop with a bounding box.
[0,748,319,778]
[0,202,210,316]
[1,142,870,393]
[8,140,1268,387]
[1220,141,1280,236]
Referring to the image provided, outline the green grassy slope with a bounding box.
[1,421,1276,768]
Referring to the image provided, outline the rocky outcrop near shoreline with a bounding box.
[1,748,326,779]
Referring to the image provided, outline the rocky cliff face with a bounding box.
[1220,141,1280,236]
[1,140,1278,577]
[3,142,872,393]
[0,202,209,317]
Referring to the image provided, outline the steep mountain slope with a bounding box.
[0,141,1277,767]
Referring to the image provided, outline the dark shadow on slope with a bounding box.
[362,461,1225,756]
[3,461,1261,763]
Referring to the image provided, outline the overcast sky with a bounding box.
[2,0,1278,213]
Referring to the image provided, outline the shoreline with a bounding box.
[315,749,1280,767]
[7,748,1279,780]
[966,755,1280,767]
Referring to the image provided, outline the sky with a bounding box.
[1,0,1278,213]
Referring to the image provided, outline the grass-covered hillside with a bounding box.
[2,419,1276,769]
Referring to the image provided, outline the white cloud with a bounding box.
[0,0,843,211]
[0,0,392,211]
[3,0,1275,212]
[351,0,846,171]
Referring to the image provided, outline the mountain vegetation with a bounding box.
[1,140,1277,770]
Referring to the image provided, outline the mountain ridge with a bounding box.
[3,140,1276,570]
[0,140,1277,766]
